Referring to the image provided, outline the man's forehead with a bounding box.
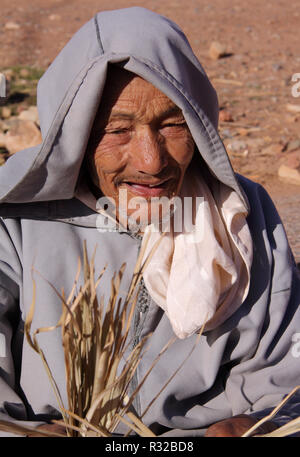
[100,65,182,119]
[109,104,182,119]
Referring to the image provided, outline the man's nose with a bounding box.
[130,127,168,175]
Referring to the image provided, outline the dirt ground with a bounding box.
[0,0,299,261]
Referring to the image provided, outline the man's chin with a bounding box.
[125,203,175,233]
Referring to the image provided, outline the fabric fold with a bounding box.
[142,169,253,338]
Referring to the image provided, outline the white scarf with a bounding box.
[141,169,253,339]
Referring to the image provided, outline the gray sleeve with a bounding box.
[0,218,43,436]
[224,183,300,429]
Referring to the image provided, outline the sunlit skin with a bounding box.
[86,66,195,228]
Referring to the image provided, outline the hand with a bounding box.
[26,422,67,437]
[204,414,278,437]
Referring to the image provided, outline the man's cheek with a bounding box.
[97,134,129,147]
[169,137,195,165]
[94,149,125,173]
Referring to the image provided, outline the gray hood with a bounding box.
[0,7,248,210]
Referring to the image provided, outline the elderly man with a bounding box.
[0,7,299,437]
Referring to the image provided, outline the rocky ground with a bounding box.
[0,0,299,262]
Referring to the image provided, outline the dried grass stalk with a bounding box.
[28,238,160,437]
[0,419,66,437]
[0,234,174,437]
[242,385,300,437]
[0,233,206,437]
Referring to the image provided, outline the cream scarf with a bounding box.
[141,169,253,338]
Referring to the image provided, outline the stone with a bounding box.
[220,128,233,139]
[1,106,12,119]
[278,164,300,185]
[5,120,42,155]
[286,139,300,152]
[226,139,247,151]
[225,137,267,156]
[209,41,227,60]
[225,139,248,157]
[278,151,300,185]
[236,127,250,137]
[261,143,283,156]
[18,106,39,125]
[49,14,61,21]
[15,78,27,87]
[219,109,233,122]
[286,103,300,113]
[19,68,30,78]
[244,137,265,151]
[4,22,20,30]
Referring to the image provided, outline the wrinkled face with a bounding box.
[87,66,195,229]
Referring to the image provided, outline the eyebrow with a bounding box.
[109,112,135,120]
[108,105,183,122]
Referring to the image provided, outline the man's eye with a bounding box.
[161,121,187,132]
[105,128,129,135]
[163,121,187,128]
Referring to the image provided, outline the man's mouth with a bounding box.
[120,178,173,197]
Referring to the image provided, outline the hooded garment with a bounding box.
[0,7,299,436]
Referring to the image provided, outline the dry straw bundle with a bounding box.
[0,235,175,437]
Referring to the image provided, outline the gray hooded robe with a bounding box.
[0,7,299,436]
